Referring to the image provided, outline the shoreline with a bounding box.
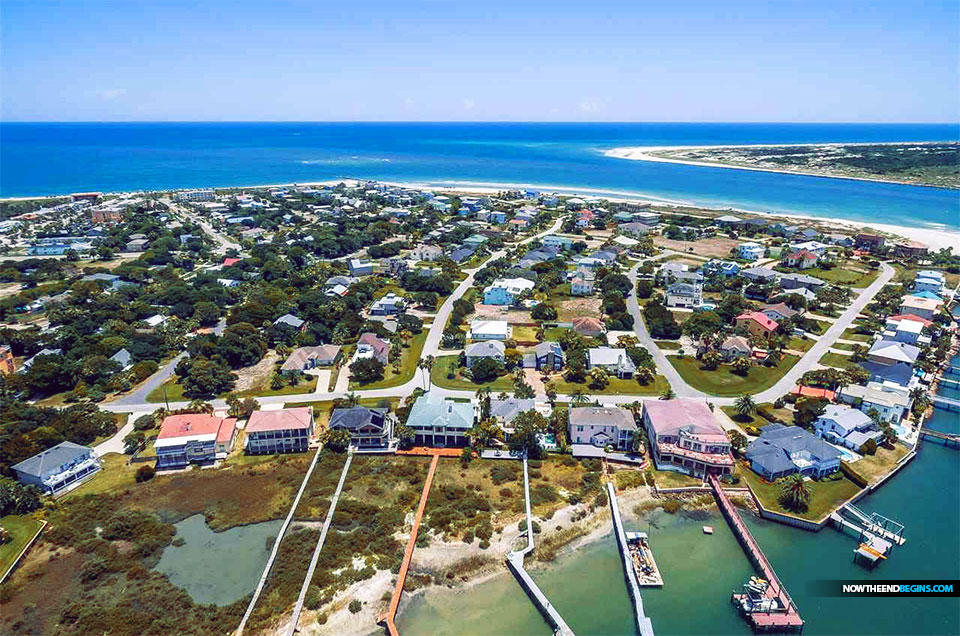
[603,141,959,190]
[3,176,957,251]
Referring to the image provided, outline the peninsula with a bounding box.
[606,141,960,189]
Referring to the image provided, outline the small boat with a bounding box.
[702,525,714,534]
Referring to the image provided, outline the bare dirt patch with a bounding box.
[472,303,533,324]
[232,350,280,392]
[557,297,602,321]
[654,235,740,258]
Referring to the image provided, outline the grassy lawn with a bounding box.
[542,327,569,341]
[740,467,861,521]
[831,342,862,352]
[64,453,140,498]
[349,329,427,390]
[648,467,704,489]
[802,266,880,287]
[805,318,831,335]
[720,406,765,429]
[430,355,515,391]
[849,444,909,484]
[511,326,539,343]
[668,354,801,397]
[819,352,859,369]
[787,336,815,352]
[146,376,187,403]
[0,514,44,578]
[655,340,682,350]
[840,327,873,342]
[553,375,669,396]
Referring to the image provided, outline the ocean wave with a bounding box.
[300,157,391,165]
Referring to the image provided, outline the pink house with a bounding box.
[642,400,733,477]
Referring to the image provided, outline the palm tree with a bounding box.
[735,394,757,418]
[572,388,588,404]
[344,392,360,407]
[660,387,675,400]
[418,355,435,391]
[778,474,811,513]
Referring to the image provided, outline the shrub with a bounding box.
[662,500,682,514]
[348,599,362,614]
[135,465,155,483]
[478,539,490,549]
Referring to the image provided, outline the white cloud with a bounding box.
[462,98,475,111]
[403,97,416,108]
[99,88,127,100]
[578,100,602,113]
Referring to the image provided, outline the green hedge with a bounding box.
[840,461,868,489]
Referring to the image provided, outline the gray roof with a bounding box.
[274,313,305,329]
[535,341,562,358]
[12,441,92,478]
[742,266,779,279]
[110,348,132,366]
[745,424,841,474]
[329,407,388,432]
[818,404,872,435]
[466,341,505,357]
[489,398,535,424]
[569,406,636,431]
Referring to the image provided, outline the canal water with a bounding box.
[153,514,283,606]
[398,402,960,635]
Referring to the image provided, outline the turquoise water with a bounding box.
[3,123,958,229]
[153,514,283,606]
[399,439,959,635]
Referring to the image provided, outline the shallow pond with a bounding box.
[154,514,284,606]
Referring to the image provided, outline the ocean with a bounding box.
[2,122,958,229]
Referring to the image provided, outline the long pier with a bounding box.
[382,452,440,636]
[236,446,325,636]
[931,394,960,412]
[606,482,655,636]
[506,457,575,636]
[285,452,354,636]
[919,426,960,448]
[708,475,803,632]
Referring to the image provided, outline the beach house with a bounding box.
[406,392,475,447]
[245,407,315,454]
[899,296,941,321]
[642,400,734,477]
[737,243,766,261]
[745,424,841,480]
[814,405,881,451]
[587,347,637,379]
[483,277,535,305]
[665,282,702,308]
[837,382,910,424]
[12,441,101,494]
[155,414,238,469]
[465,341,505,368]
[328,407,396,450]
[735,311,779,338]
[568,406,637,452]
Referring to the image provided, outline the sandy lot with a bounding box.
[654,235,739,258]
[556,297,602,321]
[472,303,533,324]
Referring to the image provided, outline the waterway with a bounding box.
[153,514,283,606]
[399,428,959,635]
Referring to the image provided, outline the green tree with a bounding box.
[350,358,386,384]
[395,423,415,449]
[217,322,267,368]
[323,428,352,452]
[701,351,722,371]
[727,429,748,457]
[511,410,548,458]
[735,394,757,419]
[182,357,237,398]
[730,357,750,376]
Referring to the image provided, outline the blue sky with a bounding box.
[2,0,958,122]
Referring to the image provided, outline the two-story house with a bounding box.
[12,441,101,494]
[155,414,238,469]
[245,407,315,454]
[328,407,396,450]
[483,278,535,305]
[406,393,475,447]
[568,406,637,451]
[642,400,734,477]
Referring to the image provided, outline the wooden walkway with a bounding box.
[382,453,441,636]
[284,452,355,636]
[235,447,325,636]
[708,475,803,632]
[606,482,655,636]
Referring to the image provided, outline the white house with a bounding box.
[665,282,702,308]
[568,406,637,451]
[837,383,910,424]
[737,243,766,261]
[468,320,510,341]
[587,347,636,378]
[814,404,882,451]
[571,275,595,296]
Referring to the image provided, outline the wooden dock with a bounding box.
[708,476,803,633]
[919,426,960,448]
[607,482,656,636]
[382,453,440,636]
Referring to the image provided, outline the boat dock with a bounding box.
[707,475,803,633]
[507,457,575,636]
[931,394,960,413]
[829,512,894,567]
[625,532,664,587]
[606,482,656,636]
[837,504,905,546]
[382,453,440,636]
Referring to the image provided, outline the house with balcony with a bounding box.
[245,407,314,454]
[642,400,733,477]
[737,243,766,261]
[370,293,406,316]
[329,407,396,450]
[587,347,637,379]
[914,270,945,296]
[155,414,238,469]
[483,277,535,305]
[12,441,101,494]
[746,424,842,480]
[406,392,475,447]
[665,282,702,308]
[814,404,882,451]
[837,382,910,424]
[569,406,637,452]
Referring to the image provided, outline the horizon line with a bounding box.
[2,120,959,126]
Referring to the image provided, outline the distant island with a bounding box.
[607,141,960,189]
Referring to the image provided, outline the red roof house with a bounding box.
[735,311,779,338]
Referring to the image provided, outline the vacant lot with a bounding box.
[556,297,602,322]
[669,354,801,396]
[851,444,910,484]
[349,330,427,390]
[431,355,515,391]
[472,303,533,323]
[654,235,740,258]
[0,514,44,578]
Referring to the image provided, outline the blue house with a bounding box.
[745,424,842,480]
[542,235,574,249]
[482,278,535,305]
[488,211,507,224]
[406,393,475,447]
[12,441,101,494]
